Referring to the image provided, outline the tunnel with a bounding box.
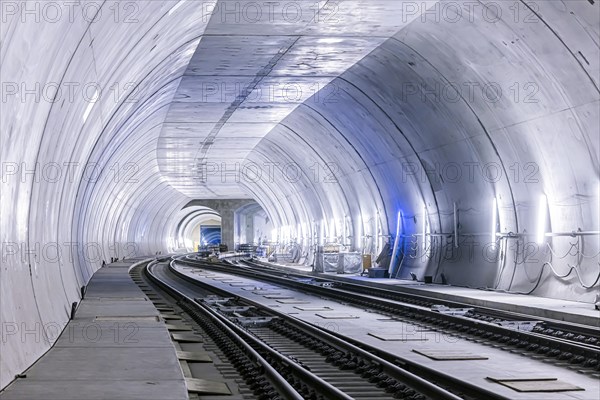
[1,0,599,396]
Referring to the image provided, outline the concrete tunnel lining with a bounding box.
[1,0,599,390]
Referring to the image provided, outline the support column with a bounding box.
[218,208,235,251]
[245,213,255,245]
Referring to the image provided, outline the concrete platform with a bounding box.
[0,260,188,400]
[173,263,600,400]
[263,262,600,328]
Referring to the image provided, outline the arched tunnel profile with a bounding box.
[1,0,599,397]
[169,204,222,252]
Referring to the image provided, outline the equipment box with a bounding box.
[338,252,362,274]
[368,268,387,278]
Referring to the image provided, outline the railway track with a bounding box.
[236,258,598,341]
[249,322,408,399]
[237,258,599,336]
[130,261,288,400]
[179,255,600,375]
[138,259,506,400]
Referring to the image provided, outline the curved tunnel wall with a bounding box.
[1,0,598,390]
[244,1,599,300]
[0,0,216,389]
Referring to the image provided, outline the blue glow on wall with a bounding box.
[201,226,221,245]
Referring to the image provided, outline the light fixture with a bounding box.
[356,213,363,248]
[422,205,428,252]
[389,211,402,275]
[271,228,277,242]
[319,220,325,245]
[536,194,548,244]
[375,210,381,253]
[282,225,289,243]
[330,218,336,240]
[491,197,498,245]
[453,202,458,248]
[82,89,99,122]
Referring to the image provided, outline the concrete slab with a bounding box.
[270,264,600,327]
[176,351,212,362]
[0,379,186,400]
[186,378,232,395]
[54,326,176,348]
[16,347,183,381]
[74,301,158,318]
[0,261,188,400]
[172,263,600,400]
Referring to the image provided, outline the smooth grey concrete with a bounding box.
[235,202,272,246]
[0,260,187,400]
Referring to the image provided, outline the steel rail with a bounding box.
[180,256,600,372]
[169,258,506,400]
[144,260,304,400]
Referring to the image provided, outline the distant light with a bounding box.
[343,215,348,239]
[422,205,428,251]
[330,218,336,239]
[82,89,99,122]
[453,202,458,248]
[168,0,186,15]
[355,214,363,248]
[536,194,548,244]
[491,197,498,245]
[319,220,325,245]
[374,211,380,253]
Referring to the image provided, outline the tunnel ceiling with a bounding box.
[157,0,436,198]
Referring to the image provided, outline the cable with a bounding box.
[545,234,600,259]
[516,237,600,291]
[506,239,520,291]
[543,241,600,288]
[546,240,579,259]
[579,250,600,259]
[564,262,600,289]
[512,262,600,294]
[492,238,508,289]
